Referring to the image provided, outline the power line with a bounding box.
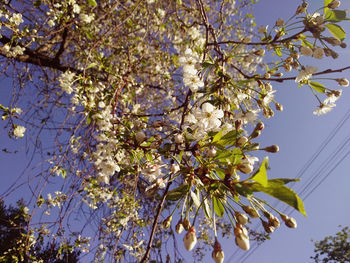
[228,108,350,263]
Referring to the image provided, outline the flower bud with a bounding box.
[212,241,224,263]
[163,216,172,229]
[207,148,217,157]
[269,215,280,228]
[284,64,292,72]
[255,122,264,131]
[300,46,313,56]
[315,15,324,25]
[212,249,224,263]
[296,2,308,14]
[175,220,184,234]
[336,78,349,87]
[264,73,271,79]
[275,103,283,111]
[254,49,265,56]
[175,134,184,144]
[237,136,248,147]
[340,42,347,48]
[135,131,147,143]
[235,235,250,251]
[235,211,249,225]
[242,206,260,218]
[324,37,341,46]
[250,130,261,139]
[237,163,253,174]
[171,163,180,174]
[275,18,284,27]
[281,214,297,228]
[182,218,191,231]
[262,220,275,233]
[184,226,197,251]
[328,0,340,9]
[235,119,242,130]
[263,145,279,153]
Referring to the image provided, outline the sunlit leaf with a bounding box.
[190,190,201,207]
[324,0,333,15]
[309,81,326,93]
[250,180,307,216]
[212,196,225,217]
[326,23,346,40]
[250,157,268,187]
[325,10,347,22]
[166,185,189,201]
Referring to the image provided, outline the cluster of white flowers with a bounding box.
[178,48,204,93]
[13,125,26,138]
[92,106,121,184]
[295,66,318,83]
[58,71,76,94]
[185,102,224,139]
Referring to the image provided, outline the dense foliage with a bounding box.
[311,226,350,263]
[0,0,349,262]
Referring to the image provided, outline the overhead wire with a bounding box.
[227,108,350,263]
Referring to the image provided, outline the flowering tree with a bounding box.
[0,0,349,262]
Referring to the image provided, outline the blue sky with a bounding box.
[222,1,350,262]
[1,1,350,263]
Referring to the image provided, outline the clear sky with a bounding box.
[222,1,350,263]
[1,1,350,263]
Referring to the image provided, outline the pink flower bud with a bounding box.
[242,206,260,218]
[176,220,184,234]
[235,211,249,225]
[212,241,224,263]
[328,0,340,9]
[263,145,279,153]
[162,216,172,229]
[262,220,275,233]
[184,226,197,251]
[235,235,250,251]
[336,78,349,87]
[281,214,297,228]
[269,215,280,228]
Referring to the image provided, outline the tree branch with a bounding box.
[0,35,78,73]
[140,179,172,263]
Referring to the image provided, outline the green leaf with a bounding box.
[218,130,241,146]
[166,185,189,201]
[324,0,333,15]
[250,157,268,187]
[325,23,346,40]
[190,190,201,207]
[234,182,254,197]
[214,168,226,180]
[87,0,97,7]
[275,47,282,57]
[203,196,211,219]
[212,129,224,143]
[309,81,326,93]
[212,196,225,217]
[325,10,347,22]
[250,180,307,216]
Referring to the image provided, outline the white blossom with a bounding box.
[295,66,318,83]
[313,103,336,115]
[13,125,26,138]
